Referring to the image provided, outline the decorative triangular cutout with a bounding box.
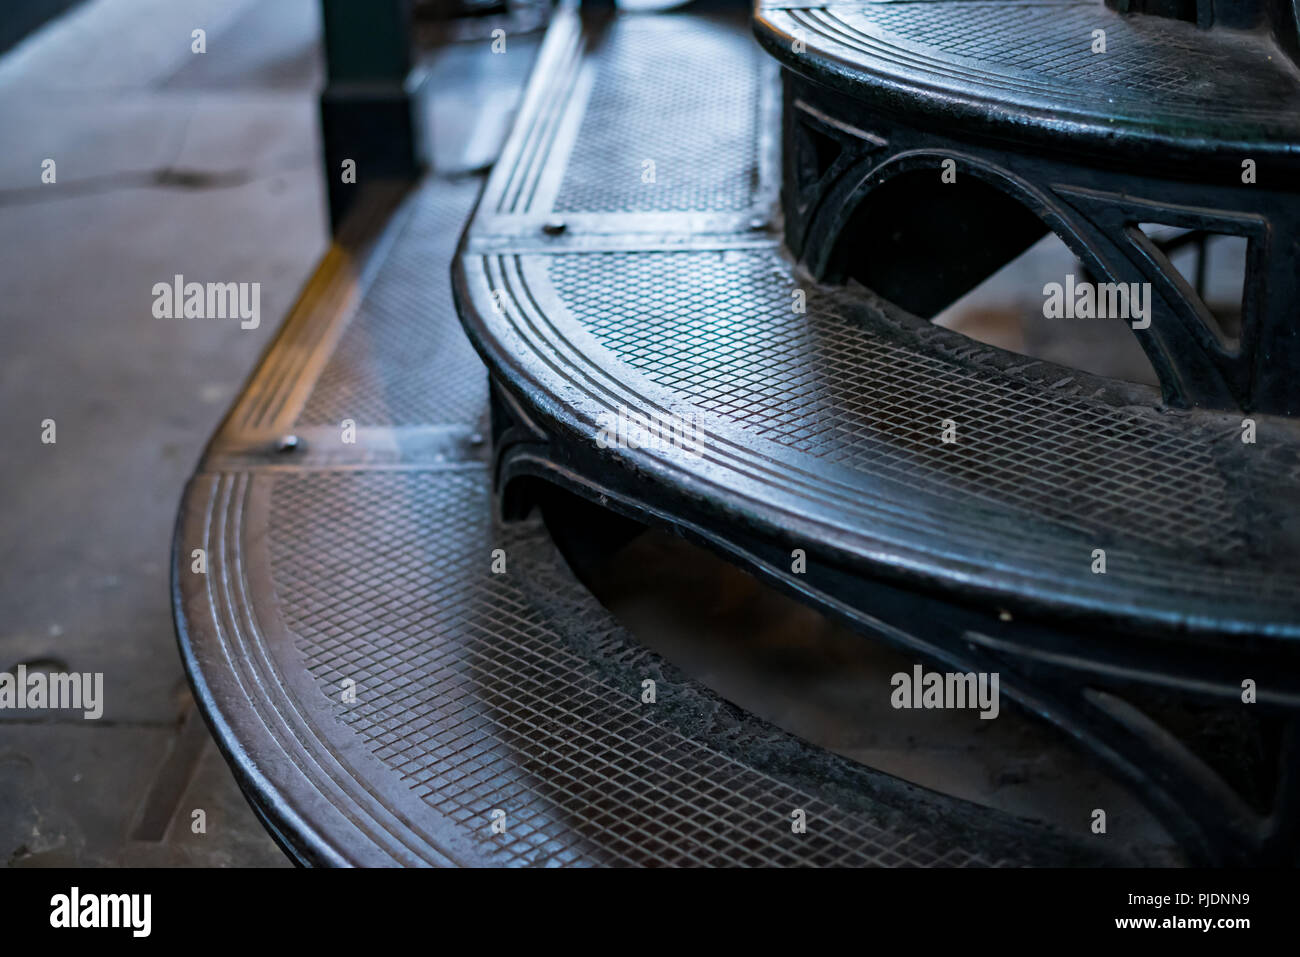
[1137,223,1247,355]
[933,231,1161,390]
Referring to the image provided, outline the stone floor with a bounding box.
[0,0,328,866]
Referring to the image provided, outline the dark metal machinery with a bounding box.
[173,0,1300,866]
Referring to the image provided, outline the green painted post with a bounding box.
[319,0,426,232]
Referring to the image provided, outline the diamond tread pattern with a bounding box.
[300,177,488,428]
[267,467,1013,866]
[778,0,1300,128]
[463,9,1300,617]
[546,248,1296,595]
[553,16,763,214]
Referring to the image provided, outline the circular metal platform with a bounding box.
[753,0,1300,172]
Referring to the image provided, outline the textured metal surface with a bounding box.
[455,5,1300,629]
[300,177,487,428]
[452,3,1300,864]
[546,249,1282,566]
[174,173,1118,864]
[475,8,779,227]
[258,467,1080,866]
[171,161,1121,863]
[831,2,1292,99]
[553,16,764,214]
[754,0,1300,167]
[173,3,1300,868]
[760,1,1300,415]
[468,248,1300,631]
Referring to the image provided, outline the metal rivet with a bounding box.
[542,219,567,236]
[274,434,300,453]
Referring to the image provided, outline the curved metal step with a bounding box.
[452,4,1300,865]
[455,7,1300,642]
[753,0,1300,173]
[172,174,1123,867]
[754,0,1300,418]
[172,2,1294,868]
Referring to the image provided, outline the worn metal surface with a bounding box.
[454,4,1300,863]
[458,5,1300,642]
[754,0,1300,171]
[173,173,1119,866]
[756,0,1300,414]
[300,177,490,427]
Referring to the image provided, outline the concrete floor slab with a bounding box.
[0,0,326,865]
[0,0,253,92]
